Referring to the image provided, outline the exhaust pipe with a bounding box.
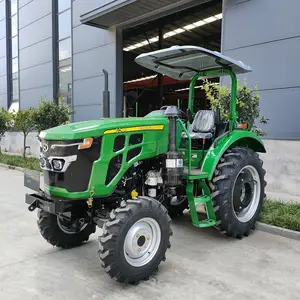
[162,106,184,188]
[102,69,110,118]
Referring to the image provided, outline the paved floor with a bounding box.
[1,168,300,300]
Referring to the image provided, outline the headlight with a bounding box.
[40,157,46,168]
[78,138,93,150]
[52,159,64,171]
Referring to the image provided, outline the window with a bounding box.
[11,14,17,36]
[58,0,71,13]
[55,0,72,107]
[58,10,71,40]
[10,0,17,16]
[7,0,19,111]
[12,78,18,100]
[12,57,18,76]
[58,66,71,93]
[58,37,71,63]
[11,36,18,58]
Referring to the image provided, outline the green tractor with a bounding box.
[25,46,266,284]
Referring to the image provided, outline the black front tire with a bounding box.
[211,147,267,238]
[37,210,96,249]
[98,197,172,284]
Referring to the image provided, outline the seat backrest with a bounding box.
[191,110,215,133]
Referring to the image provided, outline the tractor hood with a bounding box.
[39,117,168,140]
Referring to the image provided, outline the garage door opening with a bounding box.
[122,0,222,117]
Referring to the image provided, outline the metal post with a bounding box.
[158,26,164,108]
[228,70,237,131]
[102,69,110,118]
[188,73,200,115]
[123,96,126,117]
[136,102,138,117]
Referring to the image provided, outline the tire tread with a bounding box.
[211,147,266,238]
[98,197,172,284]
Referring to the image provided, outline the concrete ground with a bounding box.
[1,168,300,300]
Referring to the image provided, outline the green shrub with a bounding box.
[0,153,40,171]
[0,108,12,153]
[32,96,74,133]
[201,80,269,136]
[13,108,35,158]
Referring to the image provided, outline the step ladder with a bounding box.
[184,167,216,228]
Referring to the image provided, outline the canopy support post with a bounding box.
[158,25,164,108]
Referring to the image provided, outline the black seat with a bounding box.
[182,110,215,140]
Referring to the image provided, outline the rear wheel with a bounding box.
[37,210,96,248]
[98,197,172,284]
[211,147,266,238]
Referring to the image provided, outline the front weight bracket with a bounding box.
[28,200,37,212]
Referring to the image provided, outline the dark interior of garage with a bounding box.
[122,0,222,117]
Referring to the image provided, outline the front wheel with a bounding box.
[37,210,96,248]
[211,147,267,238]
[98,197,172,284]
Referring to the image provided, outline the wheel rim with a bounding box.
[124,217,161,267]
[232,165,261,223]
[57,216,88,235]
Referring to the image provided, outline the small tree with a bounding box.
[0,108,12,154]
[32,96,74,133]
[14,108,35,158]
[201,80,269,136]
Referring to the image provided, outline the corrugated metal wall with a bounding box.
[222,0,300,139]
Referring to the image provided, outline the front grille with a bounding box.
[42,137,102,193]
[40,139,82,158]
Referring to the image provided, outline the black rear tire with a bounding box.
[211,147,266,238]
[98,197,172,284]
[37,210,96,249]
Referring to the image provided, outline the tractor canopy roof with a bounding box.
[135,45,252,80]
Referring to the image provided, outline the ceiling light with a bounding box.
[124,75,157,84]
[175,82,219,92]
[175,85,203,92]
[124,45,136,51]
[193,20,206,27]
[149,37,159,43]
[174,28,185,34]
[184,24,196,30]
[164,31,177,38]
[123,12,222,51]
[203,16,217,23]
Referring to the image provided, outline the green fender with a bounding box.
[201,130,266,180]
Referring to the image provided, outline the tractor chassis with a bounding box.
[25,193,71,216]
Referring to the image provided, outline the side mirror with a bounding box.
[186,109,193,123]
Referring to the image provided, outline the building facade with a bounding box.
[0,0,299,139]
[0,0,123,121]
